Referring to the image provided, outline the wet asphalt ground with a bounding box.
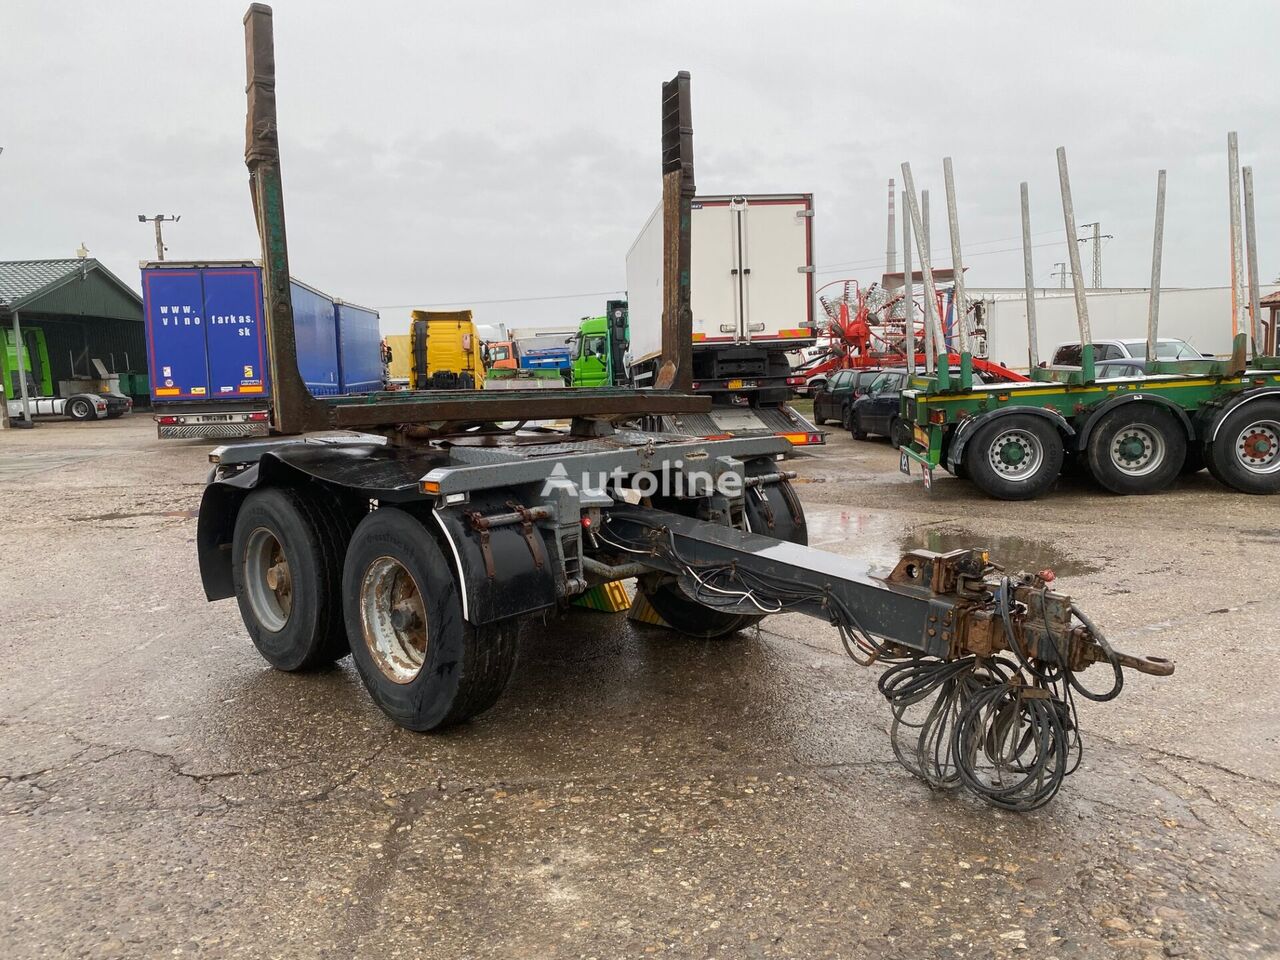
[1,416,1277,959]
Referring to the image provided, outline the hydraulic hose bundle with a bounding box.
[598,510,1172,812]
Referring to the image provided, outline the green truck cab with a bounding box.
[571,300,629,388]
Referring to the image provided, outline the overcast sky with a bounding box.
[3,1,1278,335]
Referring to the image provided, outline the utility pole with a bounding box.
[1051,262,1071,288]
[1077,221,1112,288]
[138,214,180,260]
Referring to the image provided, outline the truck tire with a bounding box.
[638,576,761,639]
[639,472,807,639]
[67,397,96,421]
[964,415,1064,501]
[232,487,354,671]
[889,417,910,449]
[343,507,518,730]
[1086,405,1185,495]
[1205,399,1280,495]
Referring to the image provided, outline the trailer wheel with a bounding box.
[1206,399,1280,495]
[1086,405,1185,495]
[232,487,354,671]
[343,507,518,730]
[67,397,96,421]
[889,417,910,449]
[639,472,807,639]
[638,577,762,639]
[965,415,1064,500]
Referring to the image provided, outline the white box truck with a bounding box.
[625,193,822,443]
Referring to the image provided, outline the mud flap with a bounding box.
[432,490,558,625]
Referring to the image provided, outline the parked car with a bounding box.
[1093,359,1148,379]
[812,368,883,428]
[851,368,989,445]
[1049,337,1202,366]
[850,369,911,444]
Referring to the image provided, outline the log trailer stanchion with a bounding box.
[898,141,1280,500]
[198,5,1173,810]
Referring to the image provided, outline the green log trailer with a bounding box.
[195,5,1174,812]
[897,144,1280,501]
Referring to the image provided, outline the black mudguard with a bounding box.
[432,490,558,626]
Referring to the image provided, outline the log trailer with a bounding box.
[198,5,1173,811]
[897,145,1280,501]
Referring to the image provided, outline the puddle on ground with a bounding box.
[72,509,198,522]
[803,508,1099,578]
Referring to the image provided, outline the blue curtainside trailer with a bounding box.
[335,301,383,393]
[142,261,382,438]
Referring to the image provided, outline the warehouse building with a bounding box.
[0,258,148,403]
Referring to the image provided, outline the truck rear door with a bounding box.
[204,267,270,398]
[691,195,814,345]
[144,268,210,400]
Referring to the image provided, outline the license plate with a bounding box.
[199,414,233,422]
[922,465,933,490]
[899,450,911,475]
[726,379,757,390]
[913,425,930,447]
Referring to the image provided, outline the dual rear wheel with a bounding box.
[231,490,515,730]
[962,405,1184,500]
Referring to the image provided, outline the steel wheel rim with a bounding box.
[1109,422,1165,477]
[987,429,1044,482]
[360,556,428,684]
[72,400,89,417]
[1235,418,1280,474]
[244,527,292,632]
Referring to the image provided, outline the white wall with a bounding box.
[979,285,1279,370]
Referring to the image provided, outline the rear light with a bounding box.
[691,381,701,391]
[778,432,819,448]
[247,411,269,422]
[786,376,805,386]
[157,416,178,425]
[929,409,946,424]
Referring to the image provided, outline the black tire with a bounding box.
[232,486,355,671]
[640,469,808,639]
[638,576,759,639]
[850,411,870,441]
[840,403,853,431]
[67,397,95,421]
[1086,405,1186,495]
[1205,398,1280,495]
[889,417,910,448]
[964,414,1065,501]
[343,507,518,730]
